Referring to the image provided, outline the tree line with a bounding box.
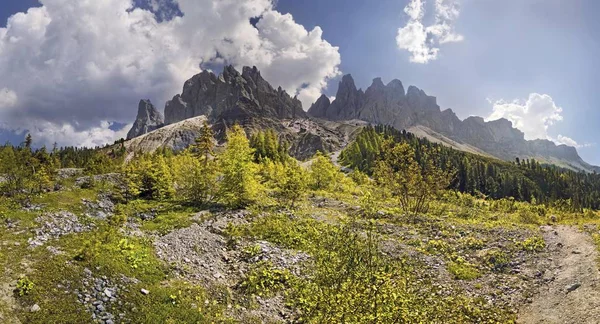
[340,125,600,211]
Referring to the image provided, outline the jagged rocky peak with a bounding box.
[309,72,599,172]
[339,74,358,93]
[307,94,331,118]
[406,85,438,112]
[370,77,385,89]
[386,79,405,93]
[126,99,165,140]
[164,65,306,126]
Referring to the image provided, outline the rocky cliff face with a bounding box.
[164,65,306,125]
[309,74,599,172]
[126,100,165,140]
[124,66,360,160]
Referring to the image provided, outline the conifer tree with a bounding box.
[195,121,214,163]
[309,151,339,191]
[24,134,32,149]
[150,154,175,200]
[274,162,307,209]
[172,150,218,204]
[218,125,261,208]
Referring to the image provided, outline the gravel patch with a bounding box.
[76,268,127,324]
[28,211,94,247]
[82,194,115,220]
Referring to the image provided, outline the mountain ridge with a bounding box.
[308,74,599,173]
[125,66,597,172]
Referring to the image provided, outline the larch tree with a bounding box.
[218,125,261,208]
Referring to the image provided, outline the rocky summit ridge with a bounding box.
[126,100,164,140]
[124,65,597,172]
[308,74,599,173]
[164,65,306,125]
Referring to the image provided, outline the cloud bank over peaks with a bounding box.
[486,93,591,149]
[396,0,464,63]
[0,0,341,147]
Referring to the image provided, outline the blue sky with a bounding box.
[1,0,599,164]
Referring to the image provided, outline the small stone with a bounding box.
[566,283,581,293]
[140,288,150,295]
[30,304,41,312]
[96,304,105,312]
[104,288,112,298]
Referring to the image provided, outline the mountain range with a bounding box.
[126,66,599,172]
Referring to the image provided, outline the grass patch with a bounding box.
[31,188,99,213]
[448,262,481,280]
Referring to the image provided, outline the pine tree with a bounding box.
[24,134,32,149]
[274,162,307,209]
[218,125,261,208]
[309,151,338,191]
[123,159,142,200]
[195,121,214,163]
[172,150,219,204]
[150,154,175,200]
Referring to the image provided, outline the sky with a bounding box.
[1,0,599,165]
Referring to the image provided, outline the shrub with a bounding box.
[241,244,262,261]
[448,262,481,280]
[240,262,292,297]
[518,209,540,225]
[426,239,453,254]
[459,236,486,250]
[482,249,510,272]
[16,276,34,296]
[519,236,546,252]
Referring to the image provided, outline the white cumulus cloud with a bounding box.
[486,93,562,141]
[553,135,594,149]
[396,0,463,63]
[486,93,590,149]
[0,0,341,147]
[0,88,18,109]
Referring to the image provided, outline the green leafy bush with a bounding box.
[482,249,510,272]
[459,236,486,250]
[519,236,546,252]
[241,262,292,297]
[16,276,34,296]
[448,262,481,280]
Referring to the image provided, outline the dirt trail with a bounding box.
[0,281,21,324]
[518,225,600,323]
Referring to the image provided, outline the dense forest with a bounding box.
[340,125,600,211]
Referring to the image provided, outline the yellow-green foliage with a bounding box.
[16,276,35,296]
[309,152,339,191]
[170,150,219,205]
[426,239,453,254]
[482,249,511,272]
[271,161,308,209]
[241,261,292,297]
[518,236,546,252]
[448,261,481,280]
[459,236,486,250]
[124,153,175,200]
[373,140,452,216]
[219,125,262,208]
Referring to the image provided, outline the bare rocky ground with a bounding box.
[0,281,21,324]
[518,225,600,324]
[154,210,309,323]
